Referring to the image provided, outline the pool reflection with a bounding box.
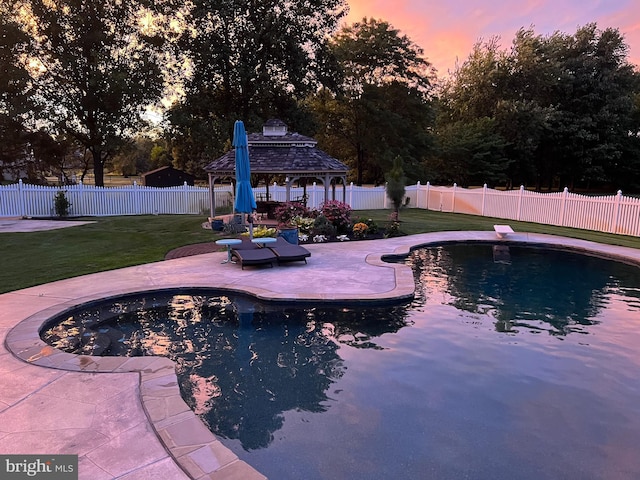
[183,302,412,450]
[405,244,638,336]
[42,293,412,451]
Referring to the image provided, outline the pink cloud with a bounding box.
[345,0,640,75]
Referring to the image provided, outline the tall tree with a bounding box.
[7,0,171,186]
[167,0,348,176]
[0,7,35,181]
[310,18,435,185]
[439,36,507,123]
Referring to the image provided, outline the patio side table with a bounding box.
[216,238,242,264]
[251,237,277,247]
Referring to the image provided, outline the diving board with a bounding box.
[493,225,514,239]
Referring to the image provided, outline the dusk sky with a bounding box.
[345,0,640,76]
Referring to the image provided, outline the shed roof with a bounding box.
[142,165,194,178]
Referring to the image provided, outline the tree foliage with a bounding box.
[309,18,435,185]
[166,0,348,176]
[437,24,640,190]
[0,7,35,180]
[429,117,510,187]
[4,0,171,185]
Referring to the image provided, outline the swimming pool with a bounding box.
[41,243,640,479]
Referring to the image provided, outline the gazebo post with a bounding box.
[208,174,216,218]
[323,174,330,203]
[285,177,291,202]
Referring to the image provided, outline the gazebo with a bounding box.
[204,119,349,217]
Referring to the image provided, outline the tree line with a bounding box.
[1,0,639,192]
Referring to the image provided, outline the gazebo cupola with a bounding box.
[262,118,288,136]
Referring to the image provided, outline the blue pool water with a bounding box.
[42,244,640,479]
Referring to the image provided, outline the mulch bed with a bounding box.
[165,242,219,260]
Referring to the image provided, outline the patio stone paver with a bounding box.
[84,421,172,477]
[0,392,96,431]
[0,231,638,479]
[0,429,110,456]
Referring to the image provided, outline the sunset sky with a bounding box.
[345,0,640,76]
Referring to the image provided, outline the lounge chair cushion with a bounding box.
[231,246,276,269]
[233,237,259,250]
[268,237,311,264]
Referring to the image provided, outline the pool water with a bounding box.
[42,244,640,479]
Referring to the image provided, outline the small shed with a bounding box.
[204,119,349,216]
[141,166,195,187]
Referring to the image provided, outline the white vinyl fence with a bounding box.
[409,182,640,237]
[0,181,226,217]
[1,180,639,237]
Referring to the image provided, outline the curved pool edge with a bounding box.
[4,303,266,480]
[2,230,639,480]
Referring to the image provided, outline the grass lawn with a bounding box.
[1,210,638,294]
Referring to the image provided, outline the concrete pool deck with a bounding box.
[1,230,639,479]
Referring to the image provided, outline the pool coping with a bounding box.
[3,231,640,479]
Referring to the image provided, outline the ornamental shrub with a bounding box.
[291,216,316,235]
[54,190,71,217]
[352,222,369,239]
[353,216,379,235]
[320,200,351,234]
[274,202,310,228]
[384,220,403,238]
[312,215,337,237]
[244,226,277,238]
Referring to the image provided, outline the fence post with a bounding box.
[383,183,388,209]
[132,181,138,215]
[415,181,421,208]
[516,185,524,221]
[349,182,354,207]
[425,181,430,210]
[18,179,26,217]
[481,183,487,216]
[611,190,623,234]
[452,183,457,213]
[183,182,189,214]
[76,181,83,216]
[559,187,569,226]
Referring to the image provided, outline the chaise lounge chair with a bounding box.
[268,237,311,265]
[230,237,277,269]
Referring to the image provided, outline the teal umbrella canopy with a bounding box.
[233,120,257,214]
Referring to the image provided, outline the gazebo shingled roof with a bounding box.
[204,120,349,216]
[204,143,349,176]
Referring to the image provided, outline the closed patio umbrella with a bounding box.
[233,120,257,237]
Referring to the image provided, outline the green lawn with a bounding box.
[1,210,638,294]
